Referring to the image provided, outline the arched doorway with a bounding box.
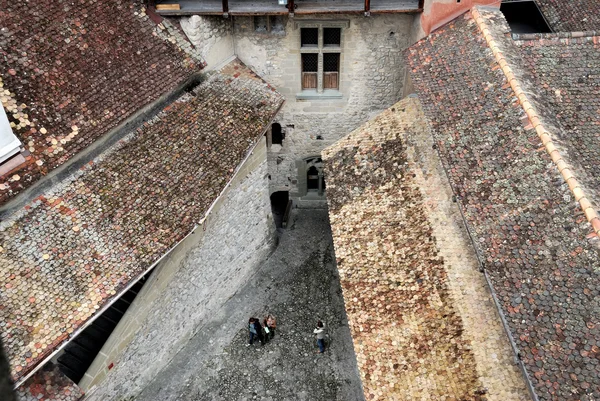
[307,166,319,190]
[304,157,325,196]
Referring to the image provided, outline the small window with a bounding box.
[0,105,22,164]
[302,54,318,89]
[323,28,341,46]
[301,28,318,47]
[254,16,269,32]
[323,53,339,90]
[254,16,286,34]
[298,23,346,96]
[271,16,285,33]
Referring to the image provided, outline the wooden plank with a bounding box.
[156,3,181,10]
[302,73,317,89]
[324,72,338,89]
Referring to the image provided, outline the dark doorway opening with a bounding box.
[55,269,153,384]
[270,191,289,228]
[500,1,552,34]
[307,166,319,190]
[272,123,283,145]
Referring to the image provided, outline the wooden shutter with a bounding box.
[303,73,317,89]
[323,72,338,89]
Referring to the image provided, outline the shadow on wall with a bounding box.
[0,339,16,401]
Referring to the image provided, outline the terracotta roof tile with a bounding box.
[0,59,283,385]
[533,0,600,32]
[0,0,201,205]
[406,9,600,400]
[16,363,83,401]
[323,98,529,400]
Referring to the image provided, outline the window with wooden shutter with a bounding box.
[323,53,339,89]
[302,54,318,89]
[297,22,346,95]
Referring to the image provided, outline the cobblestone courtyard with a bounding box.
[132,209,364,401]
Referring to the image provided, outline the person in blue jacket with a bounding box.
[247,317,265,346]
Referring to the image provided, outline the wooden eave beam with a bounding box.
[222,0,229,16]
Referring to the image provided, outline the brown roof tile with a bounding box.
[0,1,201,205]
[406,9,600,400]
[0,59,283,384]
[533,0,600,32]
[323,97,529,400]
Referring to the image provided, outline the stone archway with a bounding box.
[304,157,325,196]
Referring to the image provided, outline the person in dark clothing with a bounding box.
[253,318,266,345]
[247,317,265,346]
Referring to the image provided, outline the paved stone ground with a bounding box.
[132,209,364,401]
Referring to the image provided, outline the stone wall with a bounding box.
[237,14,413,198]
[180,15,234,69]
[82,141,276,399]
[181,14,414,199]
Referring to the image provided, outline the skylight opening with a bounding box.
[500,1,552,34]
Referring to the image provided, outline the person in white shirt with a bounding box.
[313,320,326,353]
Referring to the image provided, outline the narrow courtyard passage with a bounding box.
[133,209,364,401]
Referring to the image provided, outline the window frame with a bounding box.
[295,20,349,99]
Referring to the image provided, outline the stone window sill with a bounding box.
[296,90,343,100]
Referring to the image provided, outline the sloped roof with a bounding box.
[407,8,600,400]
[16,363,83,401]
[0,59,283,384]
[534,0,600,32]
[323,97,528,400]
[514,32,600,199]
[0,0,201,205]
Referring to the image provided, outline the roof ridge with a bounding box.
[471,6,600,239]
[512,30,600,43]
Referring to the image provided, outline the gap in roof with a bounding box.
[500,0,552,34]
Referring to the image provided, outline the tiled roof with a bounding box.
[514,33,600,204]
[0,59,283,384]
[407,9,600,401]
[16,363,83,401]
[534,0,600,32]
[0,0,201,205]
[323,98,528,400]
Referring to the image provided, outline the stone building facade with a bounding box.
[181,13,414,204]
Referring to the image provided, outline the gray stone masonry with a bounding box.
[125,209,363,401]
[234,14,413,199]
[84,160,276,400]
[180,14,414,199]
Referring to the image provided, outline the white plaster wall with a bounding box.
[180,15,235,69]
[82,141,276,399]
